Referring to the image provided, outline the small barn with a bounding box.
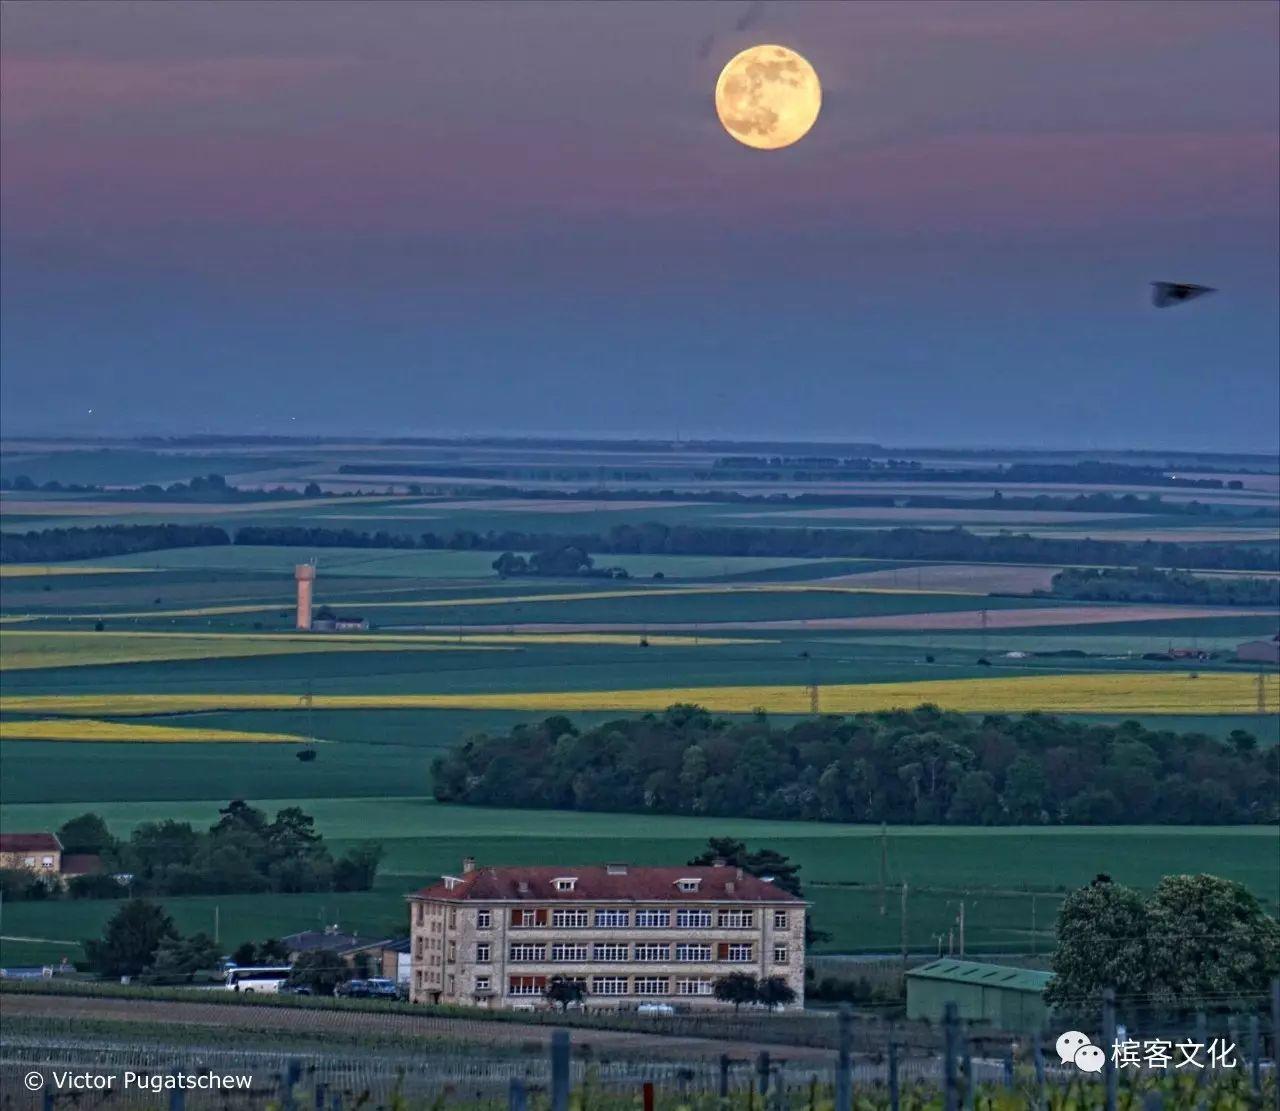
[1236,635,1279,665]
[905,959,1051,1032]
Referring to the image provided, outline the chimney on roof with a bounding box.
[462,856,476,874]
[736,867,744,881]
[606,863,628,875]
[725,880,736,894]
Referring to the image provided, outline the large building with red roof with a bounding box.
[0,833,62,875]
[407,858,806,1010]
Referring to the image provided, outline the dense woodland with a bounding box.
[431,705,1278,826]
[0,523,227,563]
[1047,566,1280,606]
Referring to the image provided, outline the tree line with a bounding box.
[0,804,382,903]
[1046,566,1280,607]
[7,519,1277,571]
[430,705,1277,826]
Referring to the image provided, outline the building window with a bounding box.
[718,910,754,929]
[551,943,589,962]
[508,976,545,996]
[773,945,789,964]
[448,908,457,928]
[552,877,578,891]
[475,976,491,993]
[675,943,712,962]
[773,910,789,930]
[477,910,492,929]
[594,909,630,928]
[591,976,628,996]
[415,904,424,926]
[676,909,713,929]
[413,938,424,959]
[722,943,753,962]
[476,943,491,963]
[447,941,456,962]
[676,978,714,996]
[447,975,455,994]
[675,878,701,892]
[22,857,34,867]
[509,944,546,962]
[518,909,540,928]
[551,908,590,929]
[634,977,670,996]
[592,943,629,962]
[634,943,670,963]
[635,910,670,929]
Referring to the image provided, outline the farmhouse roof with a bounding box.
[906,959,1051,994]
[0,833,62,853]
[282,930,391,955]
[410,863,804,904]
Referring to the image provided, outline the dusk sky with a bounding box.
[2,0,1277,449]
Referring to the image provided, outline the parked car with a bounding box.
[364,978,400,1000]
[636,1003,674,1015]
[335,980,370,998]
[279,983,313,996]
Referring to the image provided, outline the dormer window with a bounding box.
[552,877,578,892]
[442,875,460,891]
[675,878,702,892]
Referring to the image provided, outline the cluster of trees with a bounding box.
[0,523,228,564]
[85,899,222,979]
[431,706,1277,826]
[1047,874,1280,1017]
[1046,566,1280,607]
[18,805,381,899]
[492,546,629,579]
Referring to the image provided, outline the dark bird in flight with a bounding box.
[1151,281,1216,308]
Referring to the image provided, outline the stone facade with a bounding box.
[407,861,806,1011]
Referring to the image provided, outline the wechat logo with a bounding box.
[1057,1031,1105,1073]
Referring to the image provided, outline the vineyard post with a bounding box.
[550,1029,570,1111]
[757,1051,771,1096]
[835,1004,852,1111]
[1248,1014,1261,1096]
[961,1038,974,1111]
[1102,988,1117,1111]
[943,1001,959,1111]
[330,1093,342,1111]
[642,1081,655,1111]
[313,1082,326,1111]
[888,1037,899,1111]
[507,1077,527,1111]
[719,1054,731,1100]
[169,1067,185,1111]
[1272,979,1280,1065]
[1033,1030,1045,1111]
[1002,1047,1013,1088]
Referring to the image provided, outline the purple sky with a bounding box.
[2,0,1277,449]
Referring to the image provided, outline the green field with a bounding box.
[2,796,1275,965]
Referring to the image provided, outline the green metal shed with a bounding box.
[905,959,1051,1032]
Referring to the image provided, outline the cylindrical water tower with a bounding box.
[295,564,316,630]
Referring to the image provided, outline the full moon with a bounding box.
[714,44,821,150]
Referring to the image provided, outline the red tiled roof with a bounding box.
[0,833,62,853]
[410,864,803,904]
[60,854,105,876]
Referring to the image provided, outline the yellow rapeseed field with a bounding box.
[1,671,1272,718]
[0,565,150,578]
[0,718,305,743]
[0,630,761,670]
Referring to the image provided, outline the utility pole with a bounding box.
[899,881,909,979]
[958,900,965,958]
[1029,894,1037,957]
[879,822,888,916]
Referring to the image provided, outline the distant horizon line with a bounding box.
[1,430,1276,464]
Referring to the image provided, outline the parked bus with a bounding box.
[225,965,291,993]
